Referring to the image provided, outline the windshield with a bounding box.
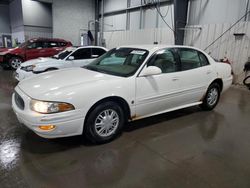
[53,50,73,60]
[18,41,28,48]
[84,48,149,77]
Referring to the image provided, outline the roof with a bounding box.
[28,38,71,43]
[118,44,205,53]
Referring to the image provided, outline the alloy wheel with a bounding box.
[207,87,219,106]
[94,109,119,137]
[10,58,22,69]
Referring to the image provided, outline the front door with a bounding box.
[25,41,45,60]
[70,48,92,67]
[135,48,183,117]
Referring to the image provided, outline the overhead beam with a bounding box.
[100,0,172,17]
[174,0,189,45]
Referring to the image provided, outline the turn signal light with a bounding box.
[38,125,56,131]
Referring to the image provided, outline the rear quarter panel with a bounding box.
[214,62,233,92]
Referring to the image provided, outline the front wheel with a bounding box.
[9,57,23,69]
[200,83,221,111]
[84,101,125,144]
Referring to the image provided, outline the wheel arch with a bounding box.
[84,96,131,126]
[6,54,24,61]
[210,78,223,92]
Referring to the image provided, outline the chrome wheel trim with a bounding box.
[207,88,219,106]
[94,109,119,137]
[11,58,22,69]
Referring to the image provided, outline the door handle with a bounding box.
[206,70,212,75]
[172,77,179,81]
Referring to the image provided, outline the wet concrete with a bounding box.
[0,69,250,188]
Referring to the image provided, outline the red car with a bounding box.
[0,38,72,69]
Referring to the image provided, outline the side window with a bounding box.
[48,41,59,48]
[178,49,201,71]
[148,49,178,73]
[59,42,67,47]
[199,52,210,66]
[91,48,106,58]
[70,48,91,60]
[27,41,43,49]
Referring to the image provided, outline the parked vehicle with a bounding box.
[0,47,8,52]
[0,38,72,69]
[15,46,108,81]
[12,45,233,143]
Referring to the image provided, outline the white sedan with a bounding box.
[15,46,108,81]
[12,45,232,143]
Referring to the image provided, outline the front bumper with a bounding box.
[12,87,85,138]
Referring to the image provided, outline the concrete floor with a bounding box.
[0,69,250,188]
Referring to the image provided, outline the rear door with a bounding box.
[43,41,63,57]
[25,41,45,60]
[175,48,213,105]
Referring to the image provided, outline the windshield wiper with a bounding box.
[83,66,98,71]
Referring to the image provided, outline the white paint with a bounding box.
[187,0,248,25]
[15,46,108,81]
[104,28,175,49]
[12,45,232,139]
[52,0,95,46]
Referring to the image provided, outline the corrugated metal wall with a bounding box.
[185,0,250,84]
[184,22,250,84]
[103,28,175,49]
[102,0,175,48]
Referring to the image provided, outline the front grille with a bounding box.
[14,92,25,110]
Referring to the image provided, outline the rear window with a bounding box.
[178,49,201,71]
[92,48,106,56]
[71,48,91,60]
[59,42,67,47]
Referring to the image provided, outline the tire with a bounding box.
[243,76,250,90]
[84,101,125,144]
[9,57,23,70]
[200,83,221,111]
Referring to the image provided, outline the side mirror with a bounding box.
[68,56,74,61]
[140,66,162,77]
[53,54,59,59]
[91,54,99,58]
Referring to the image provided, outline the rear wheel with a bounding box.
[84,101,125,144]
[9,57,23,69]
[200,83,221,111]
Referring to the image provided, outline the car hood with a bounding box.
[17,68,119,100]
[21,57,57,67]
[0,47,20,55]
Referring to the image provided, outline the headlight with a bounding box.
[30,100,75,114]
[22,65,35,72]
